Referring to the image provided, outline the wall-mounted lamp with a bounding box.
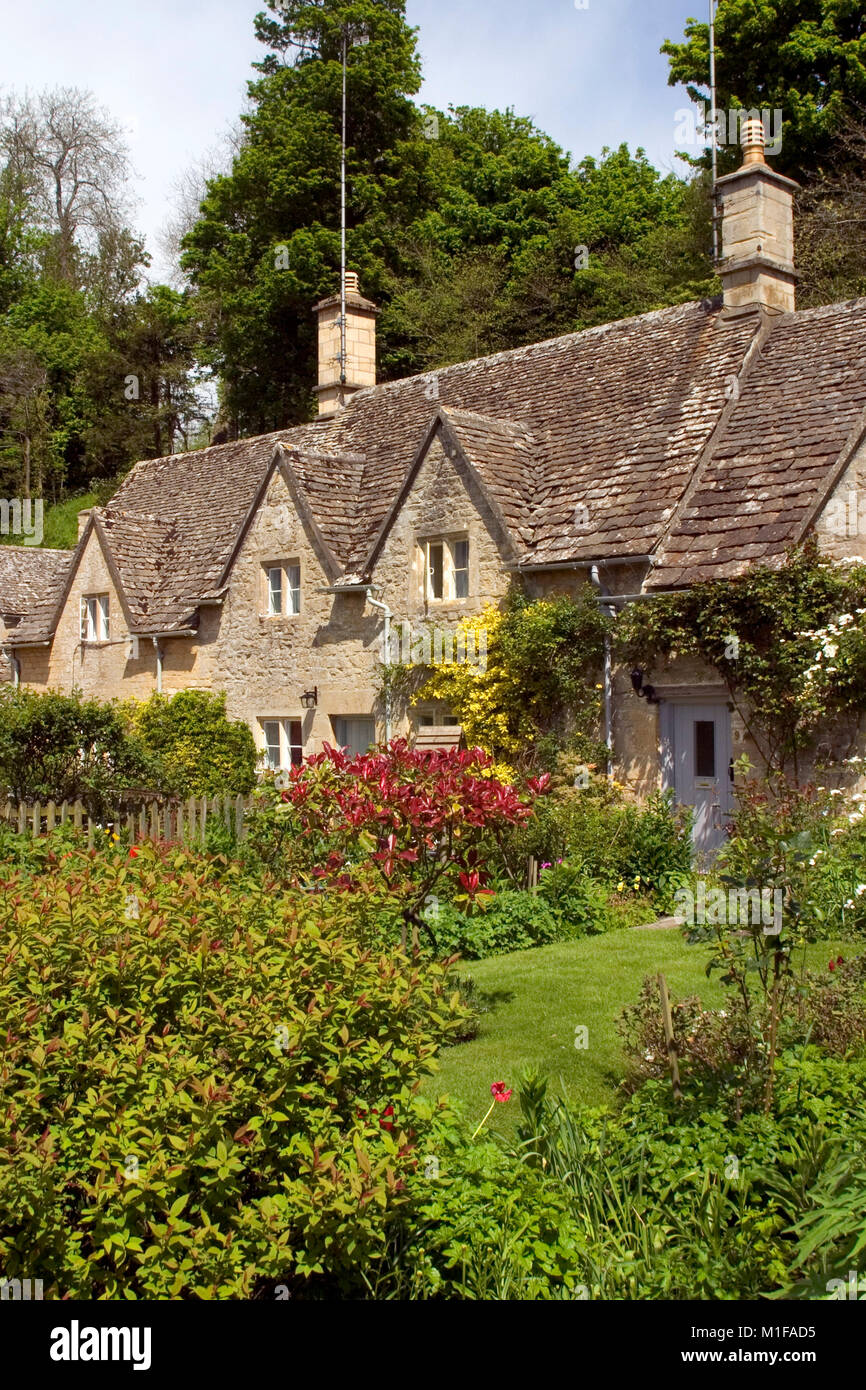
[630,668,659,705]
[300,686,318,710]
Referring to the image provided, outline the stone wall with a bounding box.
[815,435,866,565]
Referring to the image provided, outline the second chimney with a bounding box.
[312,271,379,417]
[716,117,799,315]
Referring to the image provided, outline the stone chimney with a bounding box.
[716,116,799,315]
[312,271,379,417]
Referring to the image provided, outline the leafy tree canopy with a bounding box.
[662,0,866,181]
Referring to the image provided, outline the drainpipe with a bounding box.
[2,648,20,687]
[152,637,164,694]
[590,565,615,781]
[365,588,392,742]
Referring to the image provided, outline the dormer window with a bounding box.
[420,537,470,602]
[263,562,301,616]
[81,594,109,642]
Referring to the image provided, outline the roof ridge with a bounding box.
[346,300,712,407]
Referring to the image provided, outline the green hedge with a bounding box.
[0,842,469,1298]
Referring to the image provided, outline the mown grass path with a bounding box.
[425,928,851,1137]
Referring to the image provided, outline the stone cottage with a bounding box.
[2,121,865,854]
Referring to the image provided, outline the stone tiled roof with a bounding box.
[648,299,866,587]
[0,545,72,618]
[7,293,866,644]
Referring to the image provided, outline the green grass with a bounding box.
[0,491,97,550]
[426,928,853,1138]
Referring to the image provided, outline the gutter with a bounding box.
[510,555,655,574]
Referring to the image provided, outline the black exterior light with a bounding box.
[300,686,318,710]
[630,669,659,705]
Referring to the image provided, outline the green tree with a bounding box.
[662,1,866,182]
[127,690,258,795]
[0,686,152,812]
[182,0,428,432]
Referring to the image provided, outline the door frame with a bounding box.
[657,689,735,854]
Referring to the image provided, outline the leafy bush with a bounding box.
[537,859,655,933]
[431,890,562,960]
[245,740,539,948]
[0,685,153,814]
[513,1057,866,1299]
[0,841,470,1298]
[720,773,866,939]
[124,690,257,796]
[499,779,692,910]
[380,1137,588,1299]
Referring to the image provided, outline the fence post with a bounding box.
[31,802,40,837]
[527,855,538,893]
[46,800,56,833]
[658,972,683,1102]
[235,794,245,841]
[87,816,94,851]
[73,800,83,832]
[60,800,68,825]
[17,802,26,834]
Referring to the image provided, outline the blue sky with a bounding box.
[0,0,707,278]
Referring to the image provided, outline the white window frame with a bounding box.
[285,563,301,615]
[81,594,110,642]
[263,562,301,617]
[453,538,469,599]
[266,567,283,616]
[259,717,304,771]
[420,537,469,603]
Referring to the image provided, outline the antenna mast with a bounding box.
[709,0,719,262]
[340,28,348,395]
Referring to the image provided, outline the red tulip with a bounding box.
[490,1082,512,1103]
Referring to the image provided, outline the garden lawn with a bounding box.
[425,928,852,1138]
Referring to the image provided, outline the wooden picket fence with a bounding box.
[0,793,252,848]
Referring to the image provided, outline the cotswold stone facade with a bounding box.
[3,127,866,851]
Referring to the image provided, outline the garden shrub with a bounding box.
[381,1136,588,1299]
[719,773,866,939]
[514,1057,866,1300]
[0,841,471,1299]
[431,890,561,960]
[244,740,538,948]
[426,872,652,963]
[0,685,154,814]
[124,690,258,796]
[499,779,692,911]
